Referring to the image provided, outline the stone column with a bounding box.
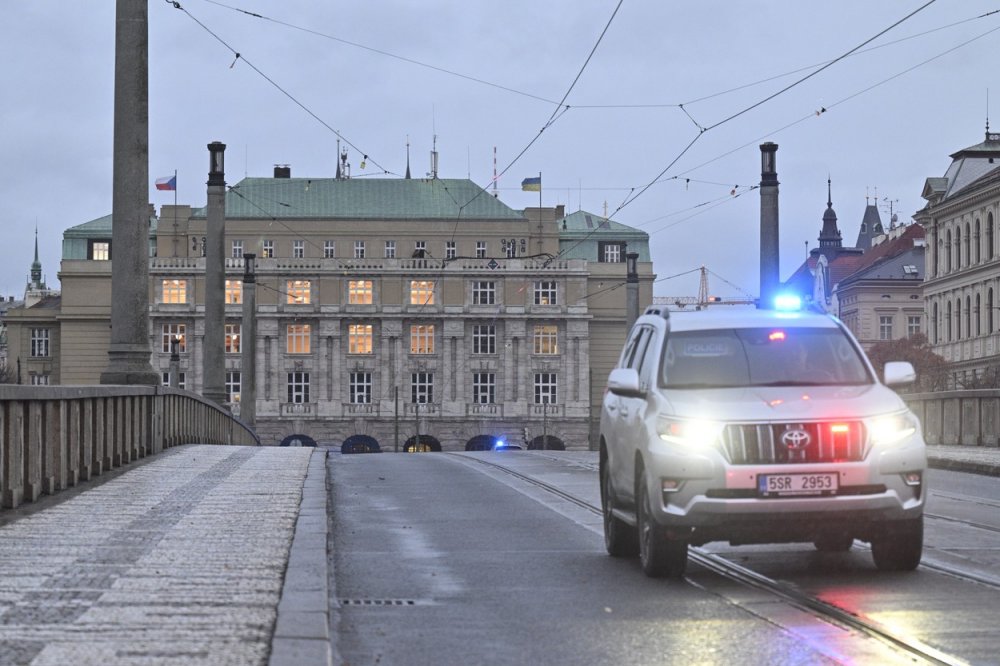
[101,0,157,385]
[202,142,227,406]
[759,142,780,309]
[240,254,257,427]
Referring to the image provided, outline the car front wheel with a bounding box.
[871,517,923,571]
[601,459,638,557]
[637,473,687,578]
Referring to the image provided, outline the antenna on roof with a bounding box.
[492,146,498,198]
[430,134,439,179]
[405,136,411,180]
[987,88,991,134]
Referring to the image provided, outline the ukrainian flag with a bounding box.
[521,176,541,192]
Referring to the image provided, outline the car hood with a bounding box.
[661,384,908,422]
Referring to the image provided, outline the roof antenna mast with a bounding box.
[492,146,498,198]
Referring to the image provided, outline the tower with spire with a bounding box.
[817,177,843,257]
[24,228,59,308]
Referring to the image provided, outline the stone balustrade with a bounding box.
[904,390,1000,447]
[0,385,258,509]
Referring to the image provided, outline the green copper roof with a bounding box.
[192,177,526,220]
[557,210,651,262]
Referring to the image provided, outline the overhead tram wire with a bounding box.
[548,0,943,266]
[199,0,563,107]
[672,19,1000,183]
[164,0,395,176]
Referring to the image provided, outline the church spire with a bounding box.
[29,226,43,288]
[405,137,411,179]
[818,176,843,252]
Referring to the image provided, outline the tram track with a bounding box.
[451,452,970,666]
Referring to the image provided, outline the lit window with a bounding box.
[231,240,244,259]
[225,280,242,304]
[534,373,557,404]
[226,371,241,403]
[90,241,110,261]
[473,372,495,404]
[385,240,396,259]
[162,279,187,304]
[348,324,373,354]
[30,329,50,357]
[261,240,274,258]
[534,281,557,305]
[293,240,305,259]
[411,372,434,403]
[161,323,186,353]
[410,280,435,305]
[324,240,335,258]
[410,324,435,354]
[287,372,310,403]
[354,241,366,258]
[472,281,496,305]
[287,324,312,354]
[349,280,373,304]
[472,324,496,354]
[287,280,311,304]
[225,323,241,354]
[533,325,559,354]
[350,372,372,403]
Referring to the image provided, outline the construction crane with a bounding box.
[652,266,757,311]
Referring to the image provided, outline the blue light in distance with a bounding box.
[773,293,803,311]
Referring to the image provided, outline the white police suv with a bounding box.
[599,299,926,578]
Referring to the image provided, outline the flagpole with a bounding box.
[537,171,543,256]
[171,170,178,257]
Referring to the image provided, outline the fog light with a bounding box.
[661,479,682,493]
[902,471,922,486]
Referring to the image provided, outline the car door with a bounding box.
[611,325,655,507]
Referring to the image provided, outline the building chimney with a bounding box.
[274,165,291,178]
[759,142,780,309]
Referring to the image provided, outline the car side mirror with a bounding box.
[884,361,916,387]
[607,367,645,398]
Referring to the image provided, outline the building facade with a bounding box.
[917,131,1000,386]
[13,168,653,450]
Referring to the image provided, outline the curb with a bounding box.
[928,457,1000,478]
[269,449,333,666]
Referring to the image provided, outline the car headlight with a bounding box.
[657,417,724,447]
[868,411,919,446]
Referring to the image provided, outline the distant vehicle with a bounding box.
[491,439,523,451]
[599,296,926,578]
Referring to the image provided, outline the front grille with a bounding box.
[721,421,866,464]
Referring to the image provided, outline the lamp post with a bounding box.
[169,335,180,388]
[241,253,257,428]
[626,250,639,330]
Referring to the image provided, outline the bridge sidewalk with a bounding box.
[927,444,1000,477]
[0,444,330,666]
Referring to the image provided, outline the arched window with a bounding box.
[989,212,996,260]
[990,288,996,334]
[965,222,971,266]
[947,228,953,272]
[975,293,981,336]
[947,301,953,341]
[975,218,982,263]
[932,302,939,343]
[955,226,962,269]
[966,295,972,339]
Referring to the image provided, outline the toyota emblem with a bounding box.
[781,428,811,450]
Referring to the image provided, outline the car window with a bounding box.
[662,327,872,388]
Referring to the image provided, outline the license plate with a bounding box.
[758,473,838,497]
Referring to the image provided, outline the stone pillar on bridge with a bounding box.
[101,0,158,386]
[202,142,227,406]
[241,253,257,428]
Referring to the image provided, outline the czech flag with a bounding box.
[521,176,541,192]
[155,175,177,191]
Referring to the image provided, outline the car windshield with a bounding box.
[662,326,873,389]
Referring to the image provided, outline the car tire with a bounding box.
[871,517,923,572]
[813,532,854,552]
[601,458,638,557]
[637,473,687,578]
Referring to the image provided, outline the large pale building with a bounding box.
[9,166,653,449]
[917,130,1000,386]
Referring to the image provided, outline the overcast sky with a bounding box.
[2,1,999,300]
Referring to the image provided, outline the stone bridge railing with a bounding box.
[904,390,1000,447]
[1,386,259,509]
